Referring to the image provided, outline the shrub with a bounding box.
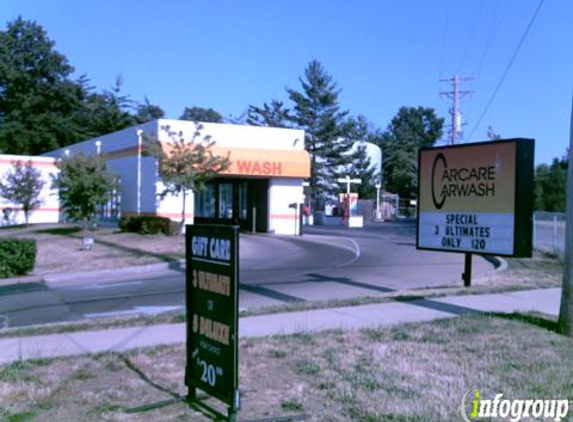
[119,216,176,235]
[0,238,37,278]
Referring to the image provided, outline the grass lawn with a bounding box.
[0,224,185,276]
[0,314,571,421]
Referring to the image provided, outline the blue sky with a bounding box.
[2,0,571,165]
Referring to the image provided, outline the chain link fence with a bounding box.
[534,211,566,258]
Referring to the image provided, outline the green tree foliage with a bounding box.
[0,18,158,155]
[0,160,45,225]
[82,76,137,135]
[143,124,230,230]
[534,155,568,212]
[346,115,382,199]
[247,99,291,127]
[135,97,165,123]
[180,106,223,123]
[0,17,87,154]
[287,60,353,204]
[53,153,117,228]
[380,106,444,199]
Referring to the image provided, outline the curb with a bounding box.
[43,233,359,286]
[0,274,45,288]
[480,255,508,273]
[44,259,186,286]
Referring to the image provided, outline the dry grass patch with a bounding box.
[0,224,185,276]
[474,252,562,290]
[1,315,571,421]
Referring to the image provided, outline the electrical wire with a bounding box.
[457,0,485,74]
[438,0,450,80]
[467,0,546,141]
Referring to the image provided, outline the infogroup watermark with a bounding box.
[461,388,570,422]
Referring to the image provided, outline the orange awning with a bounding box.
[213,147,310,178]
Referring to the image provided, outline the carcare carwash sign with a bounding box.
[417,139,534,257]
[185,224,239,409]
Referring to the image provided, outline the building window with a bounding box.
[99,178,121,220]
[195,184,216,218]
[219,183,233,219]
[239,182,248,220]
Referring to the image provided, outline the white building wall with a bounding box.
[45,121,159,218]
[43,120,307,235]
[0,155,59,225]
[268,178,304,235]
[156,120,306,151]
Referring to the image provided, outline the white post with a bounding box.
[136,130,143,216]
[375,182,382,220]
[95,140,101,156]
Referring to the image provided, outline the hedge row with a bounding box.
[0,238,37,278]
[119,216,178,235]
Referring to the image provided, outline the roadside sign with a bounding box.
[185,224,239,416]
[417,138,534,257]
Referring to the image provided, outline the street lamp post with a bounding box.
[375,182,383,221]
[136,130,143,216]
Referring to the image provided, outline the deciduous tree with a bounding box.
[52,153,117,228]
[380,106,444,199]
[534,156,567,212]
[143,124,230,231]
[135,97,165,123]
[0,17,87,154]
[0,160,45,226]
[180,107,223,123]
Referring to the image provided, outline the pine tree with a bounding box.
[247,99,291,128]
[287,60,353,206]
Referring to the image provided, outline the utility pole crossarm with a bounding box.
[440,75,475,145]
[337,176,361,195]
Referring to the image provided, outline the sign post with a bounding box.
[185,224,239,421]
[417,139,535,286]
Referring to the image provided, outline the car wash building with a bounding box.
[45,120,310,235]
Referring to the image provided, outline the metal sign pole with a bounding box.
[462,253,472,287]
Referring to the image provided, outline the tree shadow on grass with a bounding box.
[118,353,214,416]
[35,227,83,236]
[485,311,561,334]
[36,225,185,271]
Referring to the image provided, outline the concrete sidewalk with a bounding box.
[0,287,561,365]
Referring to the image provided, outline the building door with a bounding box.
[194,179,268,232]
[245,179,268,233]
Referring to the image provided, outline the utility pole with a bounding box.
[558,94,573,336]
[440,75,475,144]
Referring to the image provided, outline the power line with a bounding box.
[457,0,485,74]
[467,0,546,141]
[438,0,450,79]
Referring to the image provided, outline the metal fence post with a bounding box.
[533,212,537,252]
[554,215,558,256]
